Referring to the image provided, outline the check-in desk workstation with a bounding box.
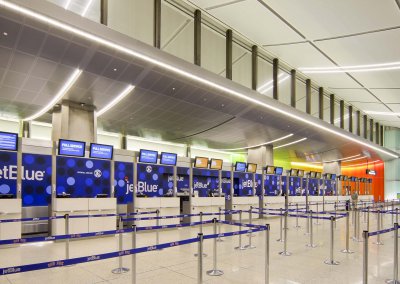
[129,150,180,227]
[182,157,225,222]
[261,166,285,211]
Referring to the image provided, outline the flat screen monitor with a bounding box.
[325,173,331,179]
[350,176,357,182]
[194,157,209,168]
[160,152,177,166]
[289,169,298,176]
[331,174,336,180]
[339,175,348,181]
[366,169,376,176]
[235,162,246,172]
[209,158,223,170]
[58,139,86,157]
[0,131,18,151]
[316,172,322,179]
[266,166,275,174]
[139,149,158,164]
[247,163,257,173]
[309,171,316,178]
[274,167,283,176]
[89,143,113,160]
[297,169,304,177]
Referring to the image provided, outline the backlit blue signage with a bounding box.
[235,162,246,172]
[160,152,177,166]
[0,132,18,151]
[90,143,113,160]
[139,149,158,164]
[58,139,85,157]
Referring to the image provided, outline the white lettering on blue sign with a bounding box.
[0,166,44,181]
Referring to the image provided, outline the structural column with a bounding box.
[369,119,374,142]
[21,121,31,138]
[226,30,233,80]
[356,110,361,136]
[330,94,335,125]
[363,115,368,139]
[273,58,279,100]
[380,125,384,146]
[348,106,353,133]
[100,0,108,25]
[318,87,324,120]
[120,134,127,150]
[290,70,296,107]
[375,123,380,144]
[194,10,201,66]
[247,146,273,170]
[154,0,161,49]
[305,79,311,115]
[251,45,258,91]
[339,100,344,129]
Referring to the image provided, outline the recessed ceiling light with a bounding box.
[3,32,8,36]
[172,87,175,91]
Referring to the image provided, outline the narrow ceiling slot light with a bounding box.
[217,133,293,151]
[96,85,135,117]
[274,137,307,149]
[23,69,82,121]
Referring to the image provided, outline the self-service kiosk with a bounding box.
[306,171,323,212]
[228,162,259,221]
[131,150,180,226]
[322,173,338,211]
[358,177,374,203]
[262,166,285,211]
[287,169,307,210]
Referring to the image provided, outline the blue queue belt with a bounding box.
[368,226,399,237]
[0,223,268,275]
[254,209,346,220]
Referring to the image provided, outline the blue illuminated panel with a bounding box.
[0,132,18,151]
[139,149,158,164]
[58,139,85,157]
[90,143,113,160]
[160,152,177,166]
[235,162,246,172]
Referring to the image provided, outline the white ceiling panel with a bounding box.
[371,89,400,104]
[264,0,400,39]
[334,89,379,104]
[351,102,389,113]
[306,73,360,89]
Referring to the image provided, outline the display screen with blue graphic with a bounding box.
[90,143,113,160]
[114,161,133,204]
[303,178,319,196]
[0,151,17,197]
[331,174,336,180]
[234,172,253,196]
[160,152,177,166]
[275,167,283,175]
[235,162,246,172]
[58,139,85,157]
[193,168,219,197]
[21,153,52,207]
[139,149,158,164]
[325,179,336,195]
[0,132,18,151]
[137,163,174,197]
[56,156,110,197]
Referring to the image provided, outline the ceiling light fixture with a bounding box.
[64,0,72,9]
[334,114,349,124]
[2,0,397,159]
[290,162,323,170]
[3,32,8,36]
[258,74,290,94]
[341,156,368,163]
[274,138,307,149]
[81,0,94,16]
[364,111,400,116]
[217,133,294,151]
[319,154,361,164]
[96,85,135,117]
[126,135,186,148]
[300,61,400,71]
[23,69,82,121]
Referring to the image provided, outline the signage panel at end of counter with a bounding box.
[58,139,86,157]
[194,157,209,169]
[0,131,18,151]
[160,152,177,166]
[89,143,113,160]
[139,149,158,164]
[235,162,246,172]
[210,158,223,170]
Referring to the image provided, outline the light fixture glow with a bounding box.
[257,73,284,93]
[365,111,400,116]
[319,154,361,164]
[191,146,246,155]
[258,75,290,94]
[2,0,397,159]
[290,162,323,170]
[96,85,135,117]
[274,138,307,149]
[334,114,349,124]
[97,130,120,138]
[300,61,400,71]
[31,121,52,127]
[341,156,368,163]
[81,0,94,16]
[217,134,293,151]
[300,62,400,74]
[341,160,382,168]
[23,69,82,121]
[127,135,186,148]
[64,0,71,9]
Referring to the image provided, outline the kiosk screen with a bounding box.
[89,143,113,159]
[0,131,18,151]
[266,166,275,174]
[297,169,304,177]
[247,163,257,173]
[274,167,283,175]
[58,139,85,157]
[210,159,223,170]
[160,152,177,166]
[316,172,322,179]
[235,162,246,172]
[139,149,158,164]
[194,157,209,168]
[289,169,298,176]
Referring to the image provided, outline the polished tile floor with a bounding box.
[0,210,398,284]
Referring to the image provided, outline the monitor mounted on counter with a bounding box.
[139,149,158,164]
[297,169,304,177]
[247,163,257,173]
[89,143,113,160]
[315,172,322,179]
[58,139,86,157]
[274,167,283,176]
[266,166,275,174]
[331,174,336,180]
[194,157,209,169]
[350,176,357,182]
[160,152,177,166]
[235,162,246,172]
[338,175,348,181]
[366,169,376,176]
[210,158,223,170]
[309,171,316,178]
[289,169,298,176]
[0,131,18,151]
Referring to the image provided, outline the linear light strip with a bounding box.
[23,69,82,121]
[301,65,400,74]
[217,134,293,151]
[64,0,71,9]
[273,138,307,149]
[81,0,93,16]
[127,135,186,148]
[290,162,323,169]
[191,146,246,155]
[365,111,400,116]
[299,61,400,71]
[3,1,397,158]
[319,154,361,164]
[259,75,290,94]
[96,85,135,117]
[257,73,284,93]
[341,159,382,168]
[340,156,368,163]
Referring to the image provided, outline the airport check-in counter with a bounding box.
[135,197,180,226]
[0,199,22,241]
[51,198,116,236]
[262,167,286,211]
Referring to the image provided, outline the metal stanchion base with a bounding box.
[246,233,256,237]
[373,241,384,245]
[244,244,256,249]
[194,253,208,257]
[385,279,400,284]
[340,249,354,254]
[206,269,224,276]
[314,222,321,226]
[278,251,292,256]
[234,246,247,250]
[112,267,129,274]
[306,243,317,248]
[294,225,301,229]
[276,238,285,242]
[216,238,224,242]
[324,260,340,265]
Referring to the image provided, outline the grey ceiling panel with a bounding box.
[16,26,46,56]
[0,47,12,68]
[0,16,21,49]
[85,51,113,75]
[8,50,35,73]
[40,34,69,62]
[61,42,87,67]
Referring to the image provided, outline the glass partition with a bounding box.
[232,41,251,89]
[47,0,100,23]
[201,25,226,75]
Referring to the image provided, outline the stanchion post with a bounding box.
[334,202,337,228]
[245,208,256,249]
[305,209,310,235]
[385,223,399,284]
[324,216,339,265]
[207,218,224,276]
[277,208,284,242]
[364,202,367,223]
[306,210,316,248]
[391,201,395,225]
[353,208,358,240]
[197,233,204,284]
[64,214,70,260]
[112,216,129,274]
[367,207,370,231]
[131,225,137,284]
[374,210,384,245]
[235,210,246,250]
[315,203,320,225]
[363,230,369,284]
[217,207,223,242]
[194,212,207,257]
[247,206,255,237]
[156,209,160,247]
[279,210,291,256]
[265,224,270,284]
[356,208,362,242]
[396,208,399,225]
[341,212,354,254]
[294,203,300,229]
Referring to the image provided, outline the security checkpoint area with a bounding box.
[1,0,400,283]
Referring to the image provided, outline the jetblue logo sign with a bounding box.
[94,169,102,178]
[0,165,45,181]
[137,181,158,193]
